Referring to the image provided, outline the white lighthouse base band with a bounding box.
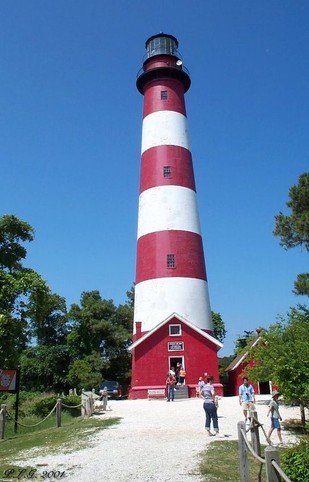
[133,277,212,334]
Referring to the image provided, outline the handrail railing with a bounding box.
[136,63,190,80]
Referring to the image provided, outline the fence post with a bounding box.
[56,399,62,428]
[250,410,261,457]
[265,446,281,482]
[85,396,91,416]
[81,389,85,416]
[0,404,6,440]
[89,395,94,415]
[238,421,249,482]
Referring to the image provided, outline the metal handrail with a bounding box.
[136,64,190,80]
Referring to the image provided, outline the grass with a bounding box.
[199,440,267,482]
[199,418,308,482]
[0,415,120,481]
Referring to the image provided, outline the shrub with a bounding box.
[31,395,59,417]
[281,437,309,482]
[31,394,81,418]
[60,395,81,417]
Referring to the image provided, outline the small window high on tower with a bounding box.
[167,254,175,268]
[163,166,172,178]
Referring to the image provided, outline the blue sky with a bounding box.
[1,1,308,356]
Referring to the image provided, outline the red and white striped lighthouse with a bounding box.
[129,34,222,399]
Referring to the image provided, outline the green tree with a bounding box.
[19,345,71,392]
[67,356,104,392]
[211,311,226,343]
[273,172,309,295]
[218,355,234,394]
[234,330,255,355]
[27,290,68,345]
[67,290,133,383]
[0,215,48,367]
[247,306,309,427]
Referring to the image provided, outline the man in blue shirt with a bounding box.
[239,377,256,423]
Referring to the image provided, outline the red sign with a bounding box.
[0,369,18,391]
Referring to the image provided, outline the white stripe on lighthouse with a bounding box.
[137,185,201,239]
[141,110,190,153]
[133,277,212,334]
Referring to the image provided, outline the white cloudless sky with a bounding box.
[1,1,308,356]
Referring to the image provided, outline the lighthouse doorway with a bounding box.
[169,356,183,373]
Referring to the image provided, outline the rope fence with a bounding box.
[0,390,105,440]
[238,410,293,482]
[7,402,58,428]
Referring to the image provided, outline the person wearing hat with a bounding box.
[267,390,283,445]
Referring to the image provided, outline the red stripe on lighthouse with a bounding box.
[140,145,196,193]
[143,79,187,117]
[136,230,207,283]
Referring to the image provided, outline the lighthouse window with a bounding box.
[163,166,172,178]
[167,254,175,268]
[161,90,168,100]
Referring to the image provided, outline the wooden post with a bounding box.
[238,421,249,482]
[81,390,85,416]
[0,404,6,440]
[85,396,91,416]
[56,399,62,428]
[250,410,261,457]
[265,446,281,482]
[89,395,94,415]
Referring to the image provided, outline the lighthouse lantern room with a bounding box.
[129,33,223,399]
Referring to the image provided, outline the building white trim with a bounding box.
[129,312,223,351]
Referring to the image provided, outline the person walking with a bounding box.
[200,375,221,436]
[239,377,256,424]
[166,373,176,402]
[267,390,283,445]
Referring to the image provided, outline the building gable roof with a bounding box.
[225,337,261,372]
[128,312,223,352]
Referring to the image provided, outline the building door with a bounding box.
[258,381,271,394]
[169,357,183,373]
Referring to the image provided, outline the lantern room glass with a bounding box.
[146,36,178,58]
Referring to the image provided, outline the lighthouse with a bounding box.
[128,33,223,399]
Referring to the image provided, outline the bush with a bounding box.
[281,437,309,482]
[61,394,81,417]
[31,395,59,417]
[31,394,81,418]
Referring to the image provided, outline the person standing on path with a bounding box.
[166,373,176,402]
[179,366,186,385]
[239,377,256,424]
[200,375,220,436]
[175,362,181,386]
[267,390,283,445]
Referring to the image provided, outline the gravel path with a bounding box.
[16,395,300,482]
